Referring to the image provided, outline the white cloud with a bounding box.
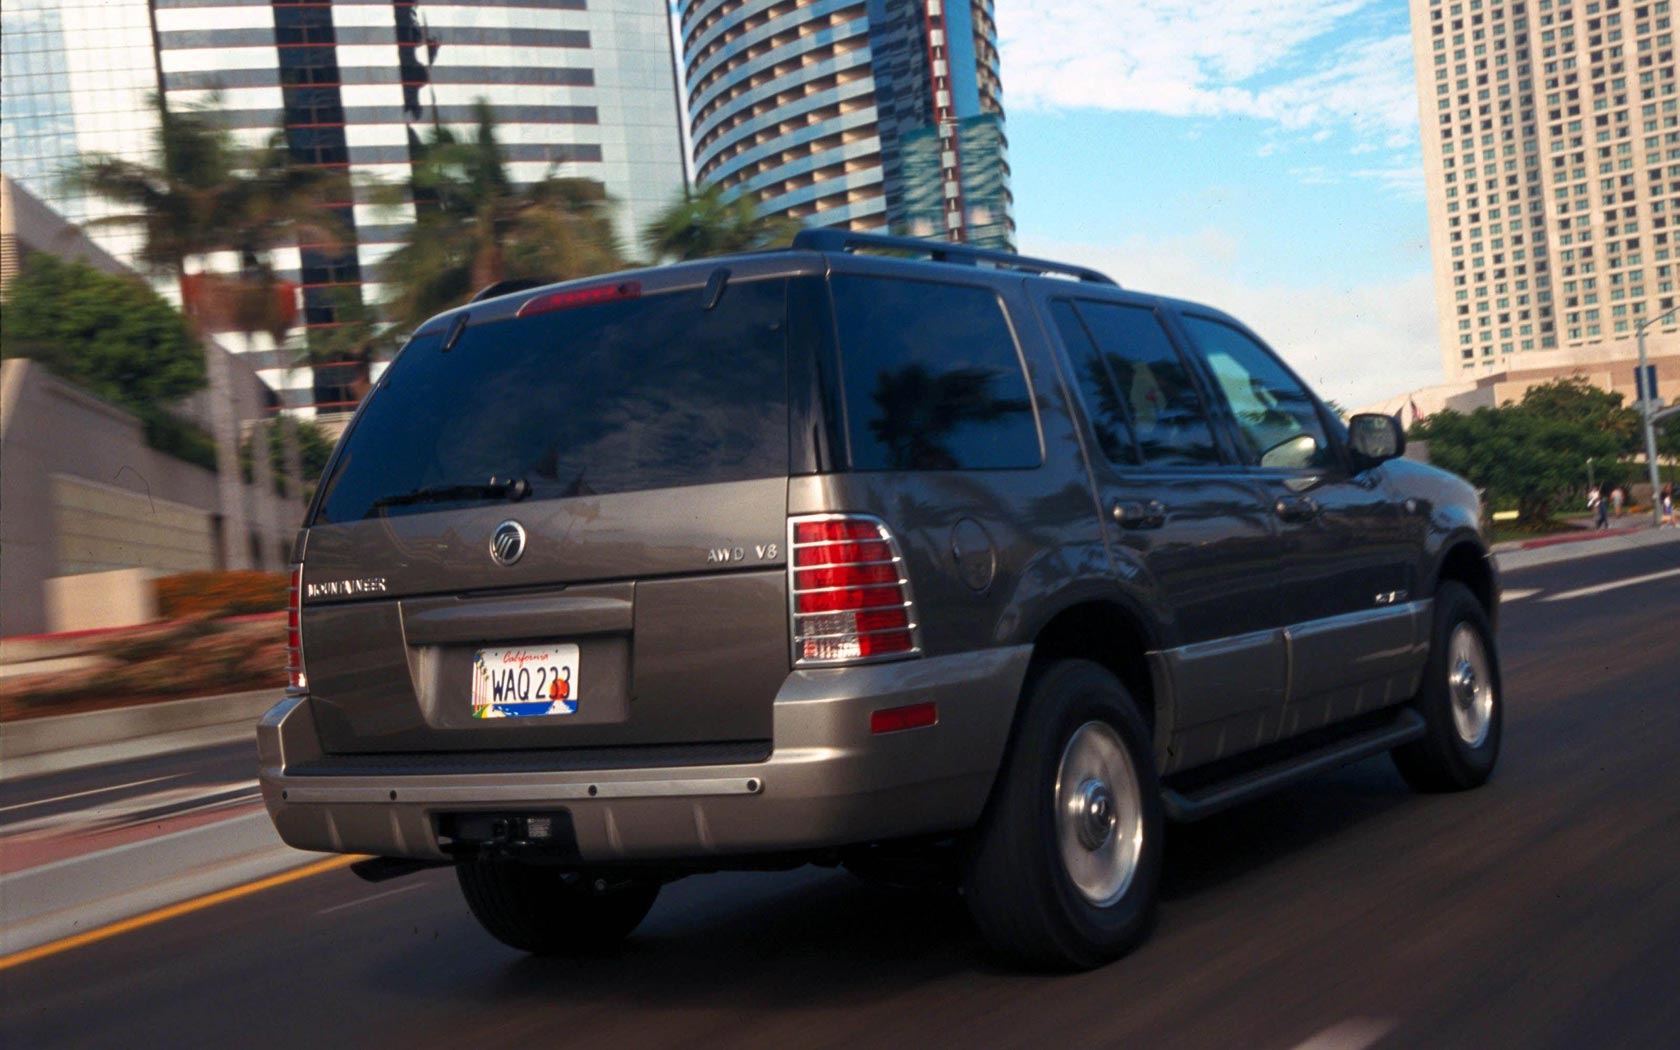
[1020,232,1444,409]
[998,1,1420,148]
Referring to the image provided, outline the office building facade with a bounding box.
[2,0,688,415]
[678,0,1014,249]
[1,0,164,268]
[1410,0,1679,387]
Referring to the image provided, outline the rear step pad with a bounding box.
[1160,709,1426,822]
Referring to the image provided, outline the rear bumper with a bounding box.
[259,647,1031,864]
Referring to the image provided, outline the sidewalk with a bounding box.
[0,810,331,956]
[1494,518,1680,572]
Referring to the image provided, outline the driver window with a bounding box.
[1179,315,1332,471]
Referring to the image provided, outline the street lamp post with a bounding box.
[1634,304,1678,527]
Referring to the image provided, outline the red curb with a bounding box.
[1518,527,1648,550]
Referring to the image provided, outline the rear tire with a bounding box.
[1392,581,1502,792]
[456,861,659,955]
[963,659,1163,970]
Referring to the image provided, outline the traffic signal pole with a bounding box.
[1635,305,1677,527]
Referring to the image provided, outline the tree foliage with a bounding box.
[642,181,801,262]
[242,418,335,487]
[1517,375,1643,454]
[379,102,625,328]
[1411,380,1630,525]
[299,287,401,400]
[71,95,343,298]
[0,254,205,408]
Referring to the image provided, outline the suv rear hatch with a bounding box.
[298,267,820,756]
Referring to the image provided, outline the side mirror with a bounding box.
[1348,413,1406,467]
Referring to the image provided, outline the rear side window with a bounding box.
[1072,301,1220,468]
[1048,299,1139,465]
[830,275,1040,471]
[314,280,789,523]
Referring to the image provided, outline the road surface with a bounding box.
[4,541,1677,1048]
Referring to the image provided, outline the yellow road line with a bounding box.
[0,854,362,971]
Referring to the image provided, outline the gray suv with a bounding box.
[260,231,1502,969]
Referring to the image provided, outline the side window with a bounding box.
[1048,300,1138,465]
[1072,300,1221,468]
[1179,315,1333,471]
[830,275,1040,470]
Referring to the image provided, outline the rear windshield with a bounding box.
[313,279,790,523]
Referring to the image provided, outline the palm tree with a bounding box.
[300,287,400,403]
[643,181,801,262]
[72,95,342,569]
[378,101,625,329]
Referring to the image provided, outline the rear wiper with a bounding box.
[370,475,530,511]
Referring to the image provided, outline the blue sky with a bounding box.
[999,0,1443,407]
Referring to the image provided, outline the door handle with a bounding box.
[1274,495,1320,523]
[1112,499,1167,529]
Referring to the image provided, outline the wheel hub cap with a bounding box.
[1056,721,1144,907]
[1075,779,1117,850]
[1447,624,1494,748]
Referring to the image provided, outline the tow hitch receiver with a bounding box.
[435,812,581,860]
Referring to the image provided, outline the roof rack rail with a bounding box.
[790,229,1118,286]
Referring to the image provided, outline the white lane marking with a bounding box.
[316,882,425,916]
[1540,566,1680,603]
[1289,1017,1396,1050]
[1502,588,1541,602]
[0,774,180,814]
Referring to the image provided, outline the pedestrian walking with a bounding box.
[1590,486,1608,529]
[1611,486,1625,517]
[1663,483,1675,528]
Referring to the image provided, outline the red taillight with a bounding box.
[286,565,307,691]
[788,514,920,665]
[516,280,641,317]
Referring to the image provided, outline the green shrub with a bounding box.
[141,409,219,472]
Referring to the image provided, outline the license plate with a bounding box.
[471,644,580,718]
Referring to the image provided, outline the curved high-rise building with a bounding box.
[678,0,1014,249]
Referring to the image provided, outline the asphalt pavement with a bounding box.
[3,541,1677,1049]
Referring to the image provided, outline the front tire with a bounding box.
[1392,581,1503,792]
[963,659,1163,970]
[456,861,659,955]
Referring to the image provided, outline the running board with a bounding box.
[1160,709,1427,822]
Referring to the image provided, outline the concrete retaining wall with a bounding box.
[1,690,277,764]
[43,568,159,634]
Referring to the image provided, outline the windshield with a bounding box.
[313,279,791,523]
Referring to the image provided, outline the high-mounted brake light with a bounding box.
[286,564,307,691]
[789,514,921,665]
[517,280,641,317]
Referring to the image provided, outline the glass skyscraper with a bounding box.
[1,0,162,267]
[678,0,1015,249]
[2,0,688,415]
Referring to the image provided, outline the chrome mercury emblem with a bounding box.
[490,520,527,566]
